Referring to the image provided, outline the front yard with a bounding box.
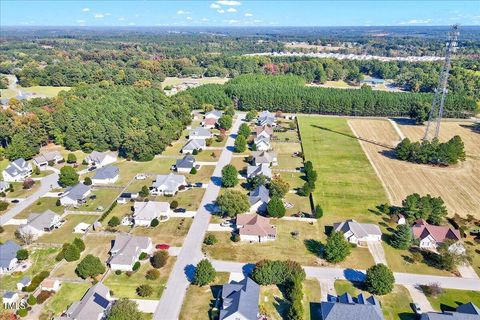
[37,214,99,244]
[425,289,480,312]
[131,217,192,247]
[41,282,91,319]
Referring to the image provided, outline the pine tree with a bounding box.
[389,224,412,249]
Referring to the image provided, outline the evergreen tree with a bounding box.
[365,264,395,295]
[267,197,286,218]
[234,135,247,153]
[193,259,216,286]
[390,224,412,249]
[221,164,238,188]
[324,231,351,263]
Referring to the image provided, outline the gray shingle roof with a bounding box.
[183,139,206,151]
[110,232,151,266]
[333,219,382,238]
[62,183,91,201]
[0,181,10,191]
[176,155,196,169]
[247,163,272,178]
[0,240,21,269]
[18,276,31,286]
[25,210,60,231]
[257,111,275,126]
[85,151,116,164]
[421,302,480,320]
[133,201,170,221]
[252,151,276,164]
[205,110,223,119]
[62,282,111,320]
[93,165,119,180]
[33,151,63,165]
[190,126,212,137]
[321,293,384,320]
[3,158,30,178]
[249,185,270,205]
[219,277,260,320]
[152,173,186,193]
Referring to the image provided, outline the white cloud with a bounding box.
[186,16,193,20]
[94,13,105,18]
[226,19,239,24]
[76,19,86,23]
[118,17,125,21]
[82,7,90,12]
[244,12,253,17]
[210,3,221,9]
[253,19,262,23]
[217,9,225,14]
[177,10,190,15]
[128,22,136,26]
[399,18,432,25]
[227,8,237,13]
[201,18,210,22]
[105,13,111,16]
[217,0,241,6]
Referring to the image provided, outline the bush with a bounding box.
[146,269,160,280]
[17,309,28,317]
[314,205,323,219]
[267,197,286,218]
[27,294,37,305]
[23,179,35,189]
[252,260,305,285]
[64,244,81,262]
[115,270,122,275]
[108,216,121,228]
[73,238,86,252]
[0,201,9,211]
[193,259,216,286]
[99,201,117,222]
[203,233,217,245]
[136,284,153,297]
[190,167,197,174]
[56,199,61,206]
[67,153,77,164]
[221,164,238,188]
[324,231,351,263]
[55,249,65,262]
[139,252,148,260]
[231,233,240,242]
[192,149,199,155]
[76,254,106,279]
[84,177,92,185]
[108,298,143,319]
[16,249,29,261]
[246,111,257,121]
[24,271,50,292]
[132,261,141,271]
[139,185,150,198]
[36,290,52,304]
[365,264,395,295]
[150,218,159,227]
[151,250,169,269]
[421,283,443,297]
[170,200,178,209]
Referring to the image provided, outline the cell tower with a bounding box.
[423,25,460,141]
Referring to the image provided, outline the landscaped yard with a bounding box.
[259,285,289,320]
[37,214,99,244]
[104,256,176,299]
[0,225,17,243]
[304,278,322,320]
[179,272,230,320]
[425,289,480,312]
[72,188,121,212]
[0,247,59,291]
[131,217,192,247]
[154,188,205,211]
[334,280,415,320]
[7,181,41,198]
[162,76,229,88]
[15,197,63,219]
[41,282,90,318]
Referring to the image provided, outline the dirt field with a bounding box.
[348,119,480,218]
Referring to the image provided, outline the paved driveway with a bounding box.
[404,285,434,312]
[367,241,388,265]
[153,115,244,320]
[318,279,336,301]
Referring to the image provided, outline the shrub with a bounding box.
[314,205,323,219]
[108,216,121,228]
[67,153,77,164]
[151,250,169,268]
[55,249,64,262]
[76,254,106,279]
[139,252,148,260]
[221,164,238,188]
[115,270,122,275]
[324,231,351,263]
[150,218,159,227]
[190,167,197,174]
[267,197,286,218]
[36,290,52,304]
[63,244,81,262]
[73,238,86,252]
[192,149,199,155]
[205,138,213,146]
[132,261,141,271]
[0,201,9,211]
[24,271,50,292]
[252,259,305,285]
[136,284,153,297]
[27,294,37,305]
[84,177,92,185]
[421,283,443,297]
[146,269,160,280]
[23,179,35,189]
[125,271,134,277]
[99,201,117,222]
[231,233,240,242]
[56,199,61,206]
[16,249,29,261]
[193,259,216,286]
[365,264,395,295]
[203,233,217,245]
[139,185,150,198]
[170,200,179,209]
[108,298,143,319]
[17,309,28,317]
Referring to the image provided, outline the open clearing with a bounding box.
[162,76,229,87]
[348,119,480,218]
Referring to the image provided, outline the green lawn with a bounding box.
[298,116,388,219]
[73,188,121,212]
[304,278,322,320]
[21,86,71,97]
[37,214,99,244]
[16,197,63,219]
[0,159,9,173]
[334,280,415,320]
[162,76,229,88]
[259,285,289,320]
[42,282,90,318]
[425,289,480,312]
[154,188,205,211]
[104,257,176,299]
[0,247,59,291]
[179,272,229,320]
[131,217,192,247]
[7,181,41,198]
[0,225,17,243]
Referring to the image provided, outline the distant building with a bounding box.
[257,111,276,127]
[182,139,206,154]
[412,219,463,252]
[60,183,91,206]
[218,277,260,320]
[85,151,117,168]
[333,219,382,245]
[41,278,61,292]
[2,158,32,182]
[189,126,213,140]
[175,155,197,173]
[236,214,276,243]
[92,166,119,184]
[320,293,384,320]
[0,241,22,274]
[247,163,272,179]
[249,185,270,213]
[33,151,63,170]
[133,201,170,226]
[18,210,63,239]
[420,302,480,320]
[251,151,277,166]
[109,233,152,271]
[151,173,187,196]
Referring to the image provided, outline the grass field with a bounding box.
[0,86,71,99]
[131,217,192,247]
[298,116,388,221]
[162,76,229,88]
[304,278,322,320]
[37,214,99,244]
[425,289,480,312]
[16,197,63,219]
[179,272,229,320]
[7,181,41,198]
[42,282,90,318]
[334,280,415,320]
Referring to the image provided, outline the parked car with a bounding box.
[87,166,97,172]
[174,208,186,213]
[11,199,20,203]
[156,244,170,250]
[220,220,233,227]
[411,303,422,315]
[136,174,146,180]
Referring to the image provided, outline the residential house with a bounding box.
[175,155,197,173]
[320,293,384,320]
[257,111,276,127]
[92,166,119,184]
[255,125,274,139]
[236,214,276,243]
[116,192,139,204]
[249,185,270,213]
[2,292,19,306]
[60,183,91,206]
[251,151,278,166]
[133,201,170,226]
[219,277,260,320]
[247,163,272,179]
[109,233,153,271]
[33,151,64,170]
[254,136,271,151]
[189,126,213,140]
[182,139,206,154]
[333,219,382,245]
[16,277,31,291]
[392,213,406,225]
[421,302,479,320]
[205,110,223,120]
[85,151,117,168]
[412,219,463,252]
[73,222,91,234]
[202,117,218,129]
[0,241,21,274]
[0,181,10,193]
[55,282,112,320]
[2,158,32,182]
[151,173,187,196]
[18,210,63,239]
[41,278,61,292]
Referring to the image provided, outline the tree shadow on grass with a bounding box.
[304,239,324,257]
[343,269,366,282]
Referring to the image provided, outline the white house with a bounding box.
[16,277,31,291]
[73,222,91,234]
[249,185,270,213]
[60,183,91,206]
[2,158,32,182]
[189,126,213,140]
[0,181,10,193]
[151,173,187,196]
[92,165,119,184]
[204,109,223,120]
[254,136,271,151]
[109,233,153,271]
[133,201,170,226]
[236,214,276,243]
[0,241,22,274]
[41,278,61,292]
[85,151,117,168]
[412,219,462,252]
[18,210,63,239]
[175,155,197,173]
[182,139,206,154]
[2,292,19,305]
[333,219,382,245]
[246,163,272,179]
[33,151,63,170]
[251,151,278,166]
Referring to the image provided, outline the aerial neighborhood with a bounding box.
[0,6,479,320]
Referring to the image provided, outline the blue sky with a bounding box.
[1,1,479,27]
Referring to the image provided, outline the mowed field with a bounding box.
[348,119,480,218]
